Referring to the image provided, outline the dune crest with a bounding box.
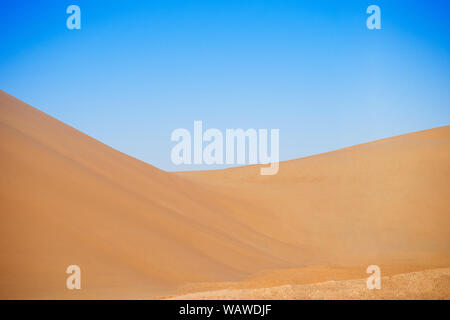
[1,90,449,299]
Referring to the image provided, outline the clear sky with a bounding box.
[1,0,449,171]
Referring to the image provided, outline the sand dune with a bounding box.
[0,90,449,299]
[178,126,450,262]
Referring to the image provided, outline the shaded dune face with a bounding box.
[0,91,312,299]
[0,90,449,299]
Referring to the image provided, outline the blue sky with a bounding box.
[1,0,449,171]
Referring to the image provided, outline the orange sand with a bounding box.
[0,90,449,299]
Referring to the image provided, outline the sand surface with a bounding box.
[168,268,450,300]
[0,90,449,299]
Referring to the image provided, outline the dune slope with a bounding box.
[178,125,450,266]
[1,90,449,299]
[0,91,306,298]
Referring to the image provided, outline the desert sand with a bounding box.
[169,268,450,300]
[0,89,449,299]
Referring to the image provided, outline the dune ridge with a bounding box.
[0,90,449,299]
